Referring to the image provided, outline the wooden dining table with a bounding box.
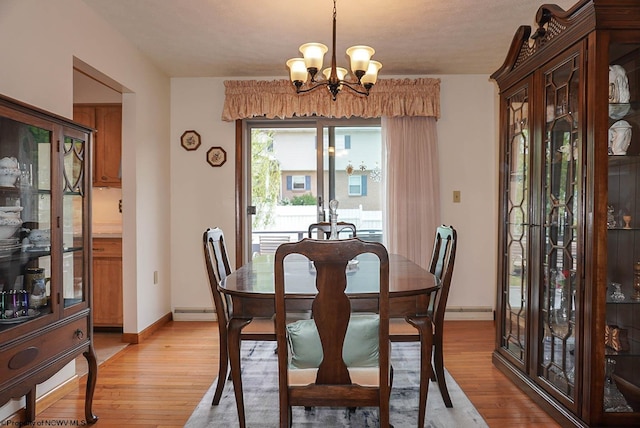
[218,252,440,428]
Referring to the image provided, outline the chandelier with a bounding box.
[286,0,382,101]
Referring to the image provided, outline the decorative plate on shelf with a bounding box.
[180,130,201,151]
[609,103,631,120]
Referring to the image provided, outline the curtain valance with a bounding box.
[221,78,440,121]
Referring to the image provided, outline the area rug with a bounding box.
[185,341,488,428]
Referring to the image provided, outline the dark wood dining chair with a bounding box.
[389,224,457,428]
[202,227,277,407]
[307,221,357,239]
[274,238,392,428]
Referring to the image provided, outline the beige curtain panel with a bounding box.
[383,116,441,269]
[221,78,440,121]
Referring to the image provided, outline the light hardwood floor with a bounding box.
[30,320,560,427]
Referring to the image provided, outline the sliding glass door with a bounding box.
[245,118,382,260]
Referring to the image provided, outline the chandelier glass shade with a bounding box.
[286,0,382,100]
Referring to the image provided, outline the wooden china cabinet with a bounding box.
[0,95,96,423]
[493,1,640,426]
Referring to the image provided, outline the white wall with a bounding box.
[170,78,236,315]
[0,0,172,417]
[169,75,498,319]
[438,75,498,317]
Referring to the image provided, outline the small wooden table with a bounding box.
[219,253,439,427]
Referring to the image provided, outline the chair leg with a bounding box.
[379,406,390,427]
[433,334,453,408]
[212,356,228,405]
[279,405,291,428]
[407,316,433,428]
[228,318,252,428]
[380,388,391,428]
[212,324,229,405]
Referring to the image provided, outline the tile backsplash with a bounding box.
[92,187,122,235]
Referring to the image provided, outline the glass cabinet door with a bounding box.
[604,40,640,415]
[62,131,87,309]
[0,115,53,326]
[539,52,582,402]
[499,84,530,369]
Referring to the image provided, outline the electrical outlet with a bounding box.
[453,190,461,203]
[153,271,158,284]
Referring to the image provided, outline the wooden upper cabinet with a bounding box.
[73,104,122,188]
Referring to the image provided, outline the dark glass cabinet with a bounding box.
[492,1,640,426]
[0,94,96,423]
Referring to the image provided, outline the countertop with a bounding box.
[93,234,122,239]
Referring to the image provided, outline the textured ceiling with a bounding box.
[82,0,580,78]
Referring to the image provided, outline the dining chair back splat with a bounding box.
[202,227,277,406]
[389,224,457,427]
[307,221,357,239]
[274,238,392,428]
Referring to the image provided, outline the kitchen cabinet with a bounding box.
[73,105,121,188]
[0,94,96,423]
[92,238,122,328]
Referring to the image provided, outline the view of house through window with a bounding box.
[247,119,382,258]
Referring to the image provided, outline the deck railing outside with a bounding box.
[252,205,382,254]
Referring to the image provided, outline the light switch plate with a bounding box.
[453,190,461,203]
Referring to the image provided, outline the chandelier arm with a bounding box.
[295,80,371,99]
[340,81,371,97]
[294,81,329,95]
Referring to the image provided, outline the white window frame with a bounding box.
[291,175,306,191]
[348,175,362,196]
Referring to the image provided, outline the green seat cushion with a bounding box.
[286,314,379,369]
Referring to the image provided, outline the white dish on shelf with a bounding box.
[0,311,40,324]
[25,246,50,253]
[609,103,631,120]
[27,229,50,247]
[0,157,20,187]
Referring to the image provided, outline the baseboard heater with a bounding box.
[445,306,494,320]
[174,308,215,313]
[173,307,494,321]
[173,307,217,321]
